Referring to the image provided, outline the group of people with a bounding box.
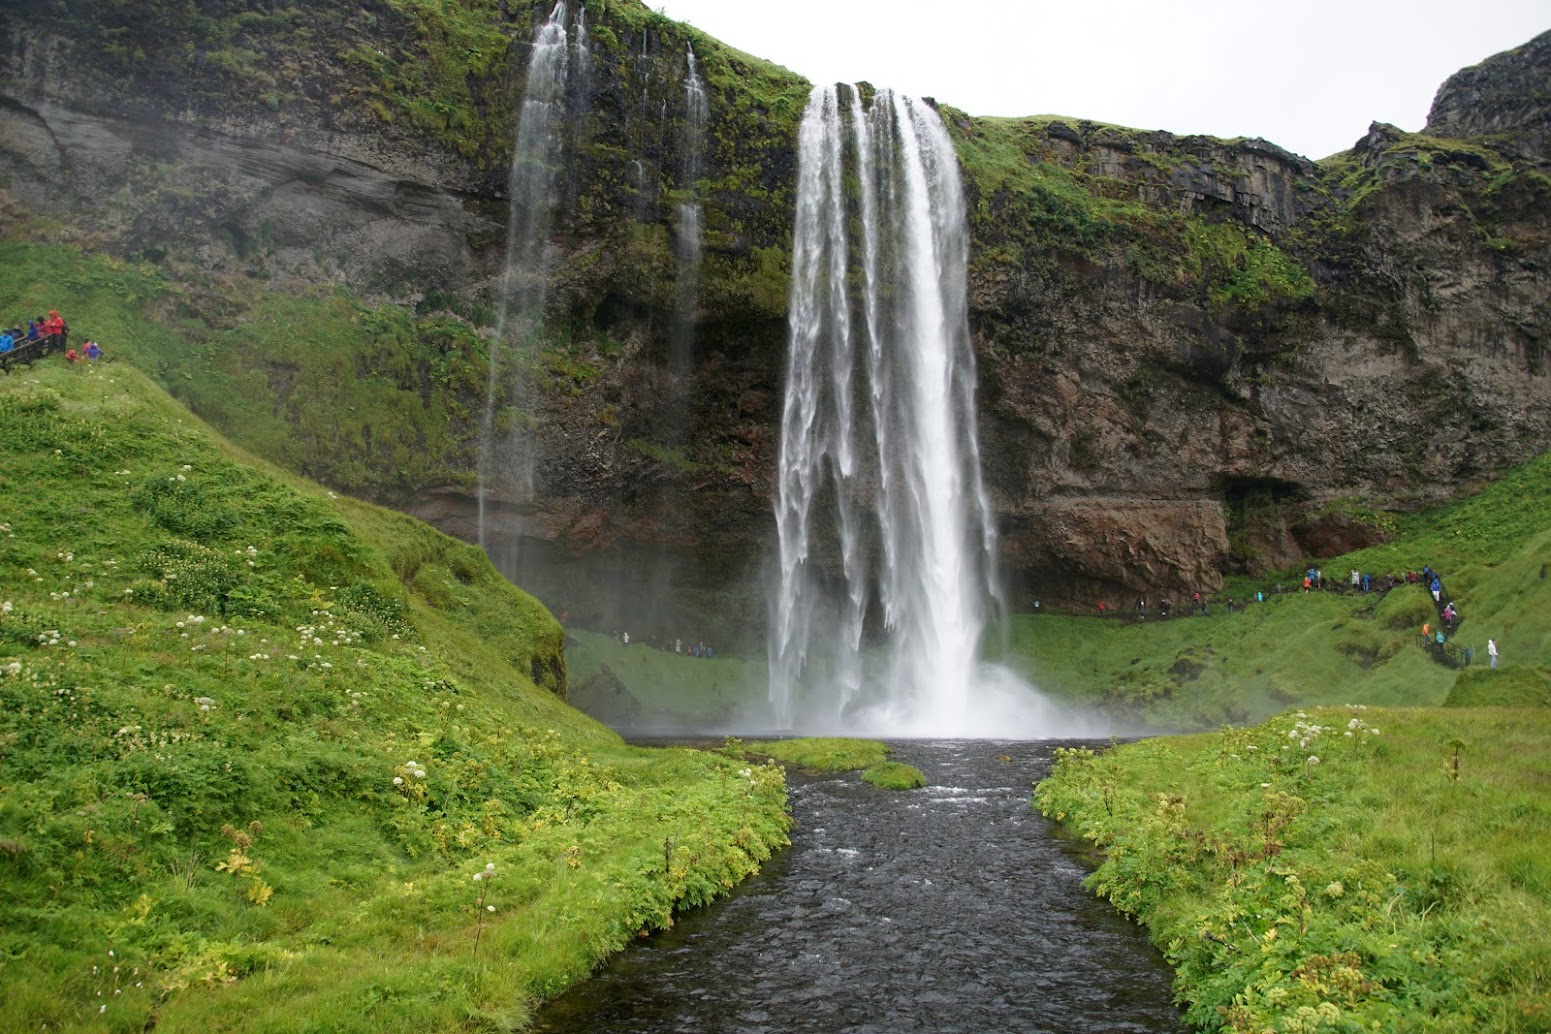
[0,308,100,366]
[0,309,68,354]
[1414,564,1499,668]
[614,630,717,659]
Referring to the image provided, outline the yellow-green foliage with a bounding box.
[0,362,790,1031]
[1037,708,1551,1032]
[745,737,890,772]
[860,761,927,790]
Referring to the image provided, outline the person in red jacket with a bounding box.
[42,310,64,353]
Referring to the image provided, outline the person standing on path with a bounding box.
[1488,638,1498,669]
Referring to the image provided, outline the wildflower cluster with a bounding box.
[1344,711,1380,738]
[392,760,428,789]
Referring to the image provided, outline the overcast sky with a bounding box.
[654,0,1548,160]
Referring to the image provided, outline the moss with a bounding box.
[950,112,1316,325]
[861,761,927,789]
[623,438,702,472]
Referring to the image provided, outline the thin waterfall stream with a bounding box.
[478,0,588,561]
[531,740,1186,1033]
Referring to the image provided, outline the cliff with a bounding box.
[1,2,1547,638]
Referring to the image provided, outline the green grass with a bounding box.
[1006,445,1551,731]
[0,361,790,1031]
[0,240,494,503]
[565,628,767,727]
[742,738,890,773]
[1029,450,1551,1028]
[860,762,926,790]
[1037,707,1551,1032]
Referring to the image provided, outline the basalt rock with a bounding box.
[1,6,1548,635]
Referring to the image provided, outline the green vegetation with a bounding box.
[1037,708,1551,1031]
[949,114,1316,323]
[744,738,890,773]
[860,761,927,790]
[1007,447,1551,730]
[565,629,766,727]
[0,362,789,1031]
[0,240,518,502]
[1028,442,1551,1031]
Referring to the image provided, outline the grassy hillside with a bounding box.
[1030,449,1551,1031]
[0,360,789,1031]
[1037,708,1551,1032]
[1002,446,1551,730]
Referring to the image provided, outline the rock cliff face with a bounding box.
[1,4,1547,638]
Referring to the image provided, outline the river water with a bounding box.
[532,740,1186,1033]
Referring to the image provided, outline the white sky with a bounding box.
[655,0,1550,160]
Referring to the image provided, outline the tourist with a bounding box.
[1488,638,1498,669]
[64,347,80,364]
[44,310,65,349]
[1430,577,1442,603]
[84,341,103,361]
[1442,602,1457,627]
[0,329,12,354]
[1422,621,1431,640]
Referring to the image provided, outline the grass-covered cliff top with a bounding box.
[0,360,790,1031]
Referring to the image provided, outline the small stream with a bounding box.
[533,740,1186,1033]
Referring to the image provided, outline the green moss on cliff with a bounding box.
[951,113,1316,331]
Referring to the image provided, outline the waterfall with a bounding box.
[478,0,575,549]
[769,84,1011,736]
[670,44,709,374]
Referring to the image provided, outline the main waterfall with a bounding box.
[770,84,1015,735]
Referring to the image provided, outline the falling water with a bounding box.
[770,84,1046,737]
[478,1,575,549]
[669,44,709,374]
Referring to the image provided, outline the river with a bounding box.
[532,739,1186,1033]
